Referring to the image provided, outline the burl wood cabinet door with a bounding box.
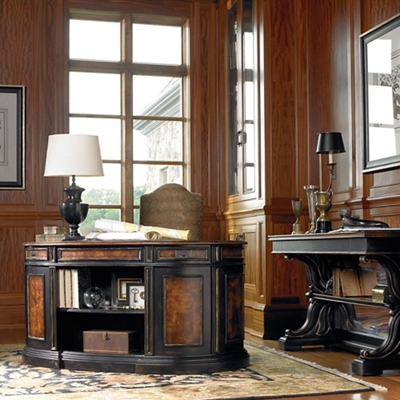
[25,265,54,350]
[152,266,212,356]
[215,264,245,353]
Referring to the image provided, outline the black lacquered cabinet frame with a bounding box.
[23,240,249,374]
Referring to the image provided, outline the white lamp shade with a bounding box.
[44,134,104,177]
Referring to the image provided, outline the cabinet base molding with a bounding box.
[263,307,307,340]
[21,347,250,374]
[22,346,61,369]
[244,301,307,339]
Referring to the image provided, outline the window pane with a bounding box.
[244,31,253,70]
[133,121,182,161]
[133,76,181,117]
[70,20,120,62]
[244,122,255,192]
[80,163,121,204]
[80,208,121,236]
[132,24,181,65]
[133,164,182,195]
[244,80,254,121]
[70,72,121,115]
[70,118,121,160]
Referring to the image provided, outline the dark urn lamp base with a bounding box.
[59,177,89,241]
[59,202,89,241]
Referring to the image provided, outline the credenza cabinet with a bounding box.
[22,240,249,374]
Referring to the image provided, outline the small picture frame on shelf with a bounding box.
[112,273,143,305]
[127,283,145,310]
[117,278,142,302]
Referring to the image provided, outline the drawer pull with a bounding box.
[176,250,191,258]
[103,332,110,341]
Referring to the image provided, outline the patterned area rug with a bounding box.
[0,342,386,399]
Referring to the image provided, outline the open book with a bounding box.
[87,219,190,241]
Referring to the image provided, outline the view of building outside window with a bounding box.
[68,14,189,234]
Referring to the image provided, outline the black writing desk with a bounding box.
[270,229,400,376]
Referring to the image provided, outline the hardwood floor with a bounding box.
[246,335,400,400]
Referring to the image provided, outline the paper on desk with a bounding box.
[86,231,162,241]
[94,219,189,240]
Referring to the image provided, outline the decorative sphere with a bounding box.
[83,287,105,309]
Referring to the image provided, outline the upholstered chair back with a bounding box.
[139,183,203,240]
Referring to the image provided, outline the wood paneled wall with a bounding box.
[0,0,65,343]
[1,0,400,343]
[219,0,400,338]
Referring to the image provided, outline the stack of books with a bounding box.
[36,226,67,242]
[58,268,92,308]
[332,267,377,297]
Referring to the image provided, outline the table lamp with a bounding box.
[315,132,345,233]
[44,134,104,240]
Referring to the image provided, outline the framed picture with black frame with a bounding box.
[111,272,142,306]
[361,13,400,172]
[0,85,25,189]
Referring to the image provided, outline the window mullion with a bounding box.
[121,15,134,222]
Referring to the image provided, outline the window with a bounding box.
[228,1,256,197]
[68,12,190,234]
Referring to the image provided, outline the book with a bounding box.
[58,269,65,308]
[332,268,342,296]
[72,269,79,309]
[338,268,377,297]
[64,269,73,308]
[36,233,66,242]
[43,226,68,235]
[71,268,92,308]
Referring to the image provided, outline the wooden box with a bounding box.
[83,330,138,354]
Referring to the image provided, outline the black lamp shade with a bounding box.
[316,132,345,154]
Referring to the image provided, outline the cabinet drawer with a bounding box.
[220,246,244,260]
[156,247,209,261]
[57,248,144,262]
[25,248,50,261]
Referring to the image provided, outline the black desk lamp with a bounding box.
[44,134,104,240]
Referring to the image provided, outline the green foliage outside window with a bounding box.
[79,185,147,235]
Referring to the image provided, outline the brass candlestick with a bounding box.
[291,199,304,234]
